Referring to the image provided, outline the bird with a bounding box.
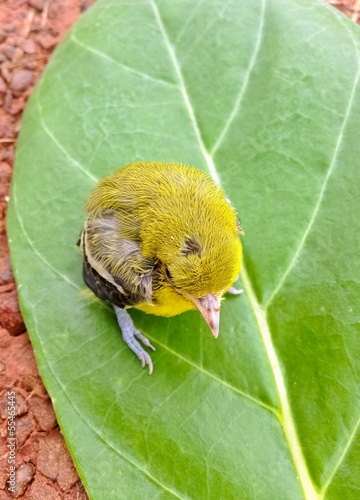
[78,161,243,374]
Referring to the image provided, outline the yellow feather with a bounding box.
[85,161,242,317]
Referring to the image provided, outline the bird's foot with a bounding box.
[227,286,243,295]
[227,274,243,295]
[114,306,155,374]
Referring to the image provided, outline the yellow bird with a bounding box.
[79,161,243,373]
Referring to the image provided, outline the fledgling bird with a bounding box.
[79,161,243,374]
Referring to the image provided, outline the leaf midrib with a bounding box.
[13,176,278,499]
[151,2,360,499]
[12,183,279,500]
[148,0,319,498]
[30,79,279,415]
[14,1,360,498]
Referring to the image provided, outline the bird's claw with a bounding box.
[115,307,156,375]
[227,275,243,295]
[134,330,155,351]
[227,286,244,295]
[124,328,155,374]
[138,350,153,375]
[133,330,155,374]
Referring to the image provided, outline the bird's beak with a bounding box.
[189,293,221,338]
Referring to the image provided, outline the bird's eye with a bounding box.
[181,237,202,258]
[165,267,173,280]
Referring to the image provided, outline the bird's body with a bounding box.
[80,161,243,372]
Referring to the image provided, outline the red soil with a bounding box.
[0,1,95,497]
[0,0,359,498]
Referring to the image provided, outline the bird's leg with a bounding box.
[227,274,243,295]
[114,306,155,374]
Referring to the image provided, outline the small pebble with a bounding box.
[39,35,57,50]
[0,289,26,335]
[21,38,37,54]
[16,414,35,446]
[20,374,37,392]
[4,45,16,60]
[13,463,35,497]
[10,69,33,92]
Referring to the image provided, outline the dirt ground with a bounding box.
[0,0,359,498]
[0,1,96,498]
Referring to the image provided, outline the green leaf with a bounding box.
[8,0,360,498]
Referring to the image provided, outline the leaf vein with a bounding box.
[149,0,220,184]
[28,312,187,500]
[211,0,266,156]
[174,0,206,44]
[320,412,360,499]
[12,185,80,291]
[37,83,98,185]
[149,0,319,498]
[146,334,278,416]
[71,33,179,89]
[240,267,318,500]
[265,21,360,309]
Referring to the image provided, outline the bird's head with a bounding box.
[142,176,243,338]
[161,231,241,337]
